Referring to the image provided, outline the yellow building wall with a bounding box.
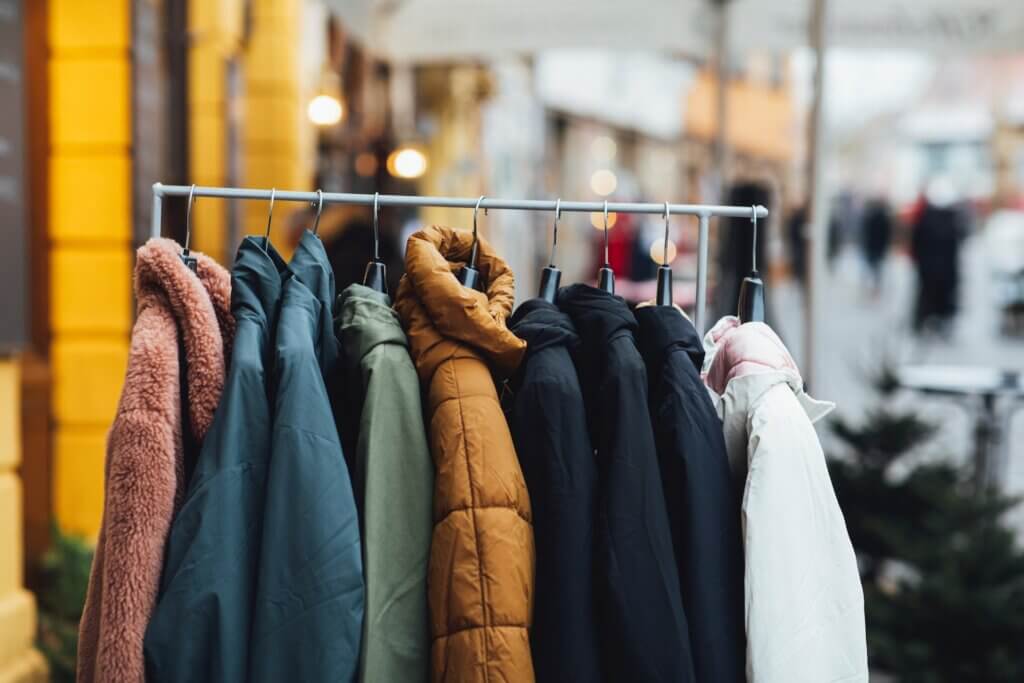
[188,0,309,261]
[46,0,310,538]
[0,359,47,682]
[48,0,134,539]
[243,0,310,255]
[188,0,245,263]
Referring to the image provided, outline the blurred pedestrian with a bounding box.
[861,199,893,296]
[787,203,808,284]
[910,179,966,335]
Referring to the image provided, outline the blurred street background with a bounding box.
[1,1,1023,680]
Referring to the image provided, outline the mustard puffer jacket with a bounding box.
[394,225,534,682]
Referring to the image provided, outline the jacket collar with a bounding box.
[509,298,580,354]
[394,225,525,375]
[634,305,704,371]
[702,316,834,426]
[556,283,637,343]
[289,230,339,370]
[336,283,407,366]
[135,238,233,441]
[231,236,289,328]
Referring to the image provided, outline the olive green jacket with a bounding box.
[337,283,433,683]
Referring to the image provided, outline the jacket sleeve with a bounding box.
[742,383,868,683]
[79,305,182,683]
[357,344,433,682]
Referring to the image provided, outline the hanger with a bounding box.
[597,200,615,294]
[457,195,486,290]
[180,184,198,273]
[538,198,562,302]
[737,204,766,322]
[362,192,388,293]
[262,188,276,253]
[311,189,324,236]
[656,201,673,306]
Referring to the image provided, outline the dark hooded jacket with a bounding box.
[557,284,695,683]
[145,236,286,683]
[635,305,745,683]
[248,231,364,682]
[505,298,601,683]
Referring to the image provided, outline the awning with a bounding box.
[331,0,1023,62]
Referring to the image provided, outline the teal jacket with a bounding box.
[145,237,286,682]
[249,232,365,682]
[336,283,433,683]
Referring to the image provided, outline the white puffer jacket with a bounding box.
[703,317,868,683]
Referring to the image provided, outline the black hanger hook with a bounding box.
[263,188,276,253]
[312,189,324,235]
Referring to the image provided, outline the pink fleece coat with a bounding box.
[77,239,233,683]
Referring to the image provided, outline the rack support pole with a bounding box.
[151,183,163,239]
[696,212,711,336]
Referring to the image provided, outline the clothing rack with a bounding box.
[150,182,769,335]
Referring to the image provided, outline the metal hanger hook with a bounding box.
[750,204,758,272]
[663,201,672,266]
[372,192,381,261]
[263,188,276,252]
[311,189,324,235]
[549,198,561,267]
[184,183,196,253]
[603,200,610,267]
[473,195,488,239]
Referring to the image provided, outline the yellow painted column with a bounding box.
[244,0,311,256]
[188,0,245,262]
[0,359,48,682]
[48,0,133,538]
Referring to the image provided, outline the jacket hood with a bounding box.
[635,305,704,371]
[702,316,834,425]
[289,230,339,372]
[509,298,580,355]
[336,283,407,366]
[134,238,232,441]
[394,225,525,377]
[556,283,637,343]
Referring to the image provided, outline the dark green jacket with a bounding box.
[336,283,432,683]
[248,232,364,682]
[145,236,286,682]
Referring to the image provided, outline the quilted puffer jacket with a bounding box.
[394,225,534,683]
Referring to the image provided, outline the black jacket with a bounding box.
[558,284,695,683]
[505,298,601,683]
[636,306,746,683]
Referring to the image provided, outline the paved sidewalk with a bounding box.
[771,234,1024,499]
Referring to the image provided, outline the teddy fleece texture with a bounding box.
[78,238,232,683]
